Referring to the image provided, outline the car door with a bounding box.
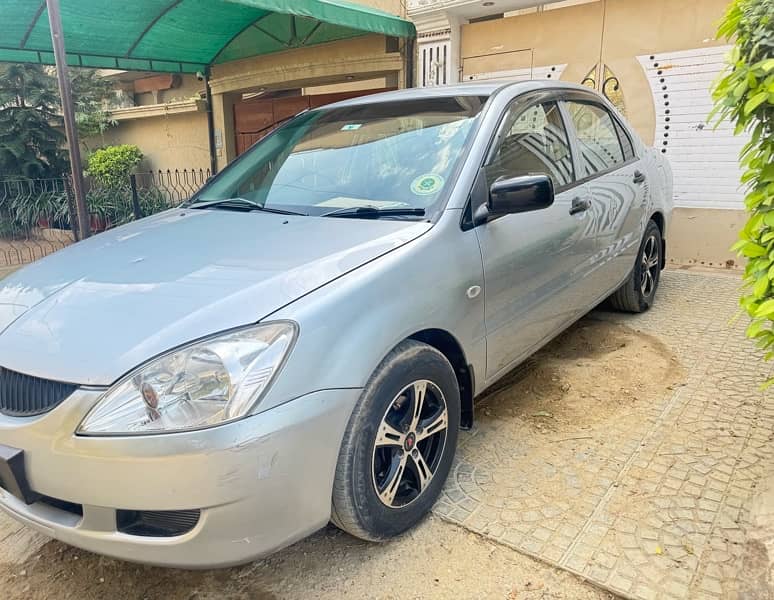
[473,96,599,381]
[563,99,647,294]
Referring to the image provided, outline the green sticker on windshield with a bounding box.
[411,174,444,196]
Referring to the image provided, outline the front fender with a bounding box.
[254,209,487,414]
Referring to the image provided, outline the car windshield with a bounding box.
[191,96,488,218]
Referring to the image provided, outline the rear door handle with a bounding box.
[569,197,591,215]
[633,170,646,184]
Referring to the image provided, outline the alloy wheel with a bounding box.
[372,380,449,508]
[640,234,660,296]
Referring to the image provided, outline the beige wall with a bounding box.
[95,26,407,172]
[460,0,729,144]
[91,1,408,172]
[209,35,403,95]
[133,74,204,106]
[303,77,391,95]
[668,208,746,270]
[359,0,405,16]
[209,34,405,169]
[459,0,742,269]
[86,111,210,173]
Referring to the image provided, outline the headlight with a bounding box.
[77,321,297,435]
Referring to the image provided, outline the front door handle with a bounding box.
[569,197,591,215]
[633,169,646,184]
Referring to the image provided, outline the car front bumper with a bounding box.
[0,387,360,568]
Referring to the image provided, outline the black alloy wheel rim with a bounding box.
[640,234,660,296]
[372,380,449,508]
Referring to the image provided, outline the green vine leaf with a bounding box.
[713,0,774,384]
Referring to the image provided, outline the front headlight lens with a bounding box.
[77,322,297,435]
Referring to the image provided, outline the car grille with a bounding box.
[0,367,78,417]
[117,509,201,537]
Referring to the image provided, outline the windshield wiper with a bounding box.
[320,206,426,219]
[189,197,307,216]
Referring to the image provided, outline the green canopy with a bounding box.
[0,0,416,73]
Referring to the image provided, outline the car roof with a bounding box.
[322,80,599,109]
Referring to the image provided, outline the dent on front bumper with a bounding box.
[0,388,361,568]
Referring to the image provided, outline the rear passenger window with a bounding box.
[566,101,626,176]
[486,101,574,188]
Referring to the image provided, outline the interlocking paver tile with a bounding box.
[435,271,774,599]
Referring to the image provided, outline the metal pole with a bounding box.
[405,37,416,89]
[129,174,143,219]
[204,69,218,176]
[46,0,91,239]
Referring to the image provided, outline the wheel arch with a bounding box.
[650,210,666,268]
[407,328,475,430]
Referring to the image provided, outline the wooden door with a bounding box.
[233,88,393,156]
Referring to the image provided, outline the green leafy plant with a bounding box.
[85,185,130,232]
[86,144,143,188]
[11,190,68,229]
[0,64,67,179]
[70,68,118,138]
[0,64,118,179]
[0,215,28,240]
[139,187,171,215]
[0,201,33,239]
[711,0,774,371]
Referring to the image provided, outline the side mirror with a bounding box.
[489,174,554,215]
[473,174,554,225]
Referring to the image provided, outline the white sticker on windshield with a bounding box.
[341,123,362,131]
[411,174,445,196]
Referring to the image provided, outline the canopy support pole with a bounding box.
[46,0,90,239]
[405,37,415,89]
[204,69,218,176]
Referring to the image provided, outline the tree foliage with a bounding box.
[0,64,67,179]
[0,64,116,180]
[86,144,143,188]
[711,0,774,369]
[70,68,117,138]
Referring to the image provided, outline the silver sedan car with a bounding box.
[0,81,672,567]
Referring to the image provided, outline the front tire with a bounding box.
[331,340,460,541]
[610,219,662,313]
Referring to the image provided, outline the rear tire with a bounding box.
[331,340,460,541]
[610,219,662,313]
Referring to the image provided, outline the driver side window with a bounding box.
[486,100,574,189]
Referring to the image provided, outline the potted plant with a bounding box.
[86,186,119,233]
[33,191,67,228]
[85,144,143,232]
[0,207,32,240]
[8,190,65,232]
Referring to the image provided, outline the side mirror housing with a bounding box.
[473,174,554,225]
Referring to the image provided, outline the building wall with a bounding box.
[132,74,204,107]
[669,208,747,269]
[208,34,406,169]
[86,111,210,173]
[208,35,403,94]
[95,1,408,173]
[303,77,390,95]
[460,0,729,144]
[366,0,405,13]
[456,0,743,268]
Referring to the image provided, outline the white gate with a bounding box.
[637,46,748,210]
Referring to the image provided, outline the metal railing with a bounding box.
[0,169,210,268]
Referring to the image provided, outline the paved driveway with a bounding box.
[0,270,771,599]
[437,270,774,599]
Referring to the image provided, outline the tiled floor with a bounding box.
[435,271,774,599]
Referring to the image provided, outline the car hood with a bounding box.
[0,209,430,386]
